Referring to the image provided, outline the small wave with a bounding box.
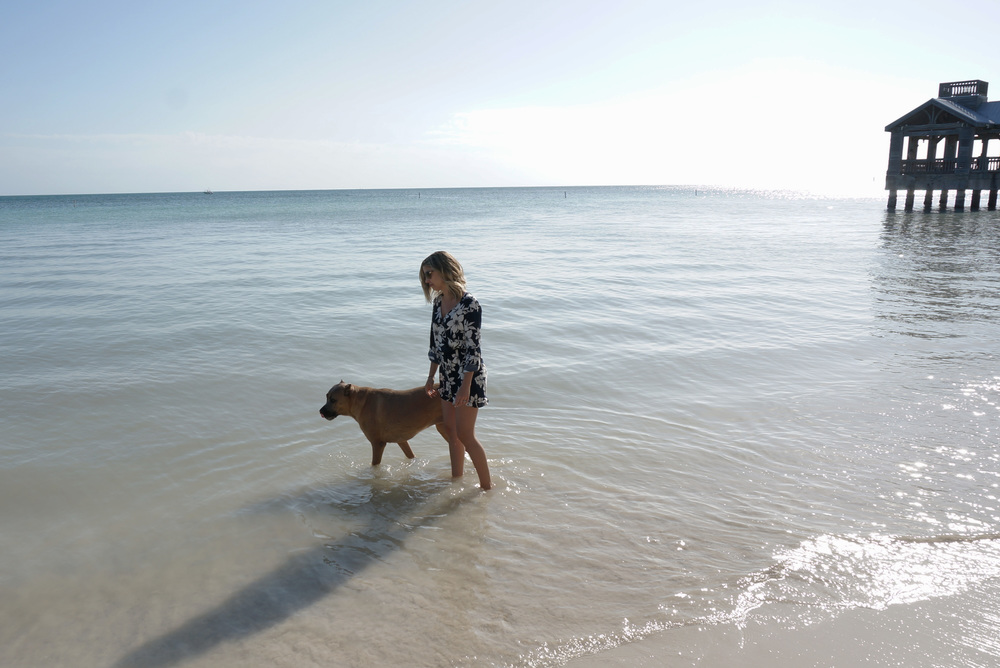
[513,532,1000,667]
[890,532,1000,545]
[503,617,686,668]
[733,532,1000,618]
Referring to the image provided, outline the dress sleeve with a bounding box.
[428,297,441,364]
[461,297,483,372]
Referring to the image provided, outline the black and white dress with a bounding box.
[428,293,488,407]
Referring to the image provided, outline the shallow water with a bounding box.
[1,187,998,667]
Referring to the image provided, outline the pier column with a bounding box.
[903,136,919,211]
[939,189,949,210]
[906,135,920,162]
[956,128,974,173]
[972,138,987,210]
[929,135,943,161]
[887,130,904,171]
[977,136,990,171]
[886,130,905,210]
[983,137,997,210]
[923,188,934,211]
[885,130,905,211]
[954,128,974,211]
[945,135,959,164]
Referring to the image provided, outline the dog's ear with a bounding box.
[344,383,353,396]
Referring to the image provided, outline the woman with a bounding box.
[420,251,492,490]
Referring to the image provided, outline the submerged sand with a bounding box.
[569,580,1000,667]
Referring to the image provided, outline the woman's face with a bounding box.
[422,266,445,293]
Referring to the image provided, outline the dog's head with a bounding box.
[319,381,354,420]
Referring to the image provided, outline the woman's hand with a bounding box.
[454,382,471,407]
[425,363,439,398]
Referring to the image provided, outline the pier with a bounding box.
[885,80,1000,211]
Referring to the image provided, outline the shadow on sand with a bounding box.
[114,476,476,668]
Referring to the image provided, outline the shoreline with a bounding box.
[567,582,1000,667]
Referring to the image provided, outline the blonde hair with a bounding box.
[420,251,466,302]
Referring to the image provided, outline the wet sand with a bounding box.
[569,579,1000,667]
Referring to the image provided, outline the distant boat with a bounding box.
[203,189,213,195]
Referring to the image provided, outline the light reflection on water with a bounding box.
[875,211,1000,340]
[738,532,1000,615]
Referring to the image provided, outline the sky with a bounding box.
[3,0,1000,196]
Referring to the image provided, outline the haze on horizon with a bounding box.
[3,0,999,197]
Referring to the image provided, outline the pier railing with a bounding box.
[938,80,989,97]
[975,156,1000,171]
[901,157,1000,174]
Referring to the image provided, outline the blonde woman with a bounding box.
[420,251,492,490]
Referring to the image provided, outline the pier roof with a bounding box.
[885,98,1000,132]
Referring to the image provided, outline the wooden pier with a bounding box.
[885,80,1000,211]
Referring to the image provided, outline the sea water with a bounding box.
[1,187,999,667]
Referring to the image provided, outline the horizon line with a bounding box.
[0,183,868,199]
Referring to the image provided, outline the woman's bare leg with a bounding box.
[456,406,491,490]
[442,401,466,478]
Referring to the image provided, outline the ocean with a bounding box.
[1,186,999,667]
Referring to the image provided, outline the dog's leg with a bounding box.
[371,441,387,465]
[396,441,415,459]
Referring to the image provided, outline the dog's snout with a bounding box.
[320,405,338,420]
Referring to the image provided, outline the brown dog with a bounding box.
[320,381,449,465]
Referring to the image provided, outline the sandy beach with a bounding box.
[569,579,1000,667]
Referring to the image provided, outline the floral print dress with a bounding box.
[429,292,488,407]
